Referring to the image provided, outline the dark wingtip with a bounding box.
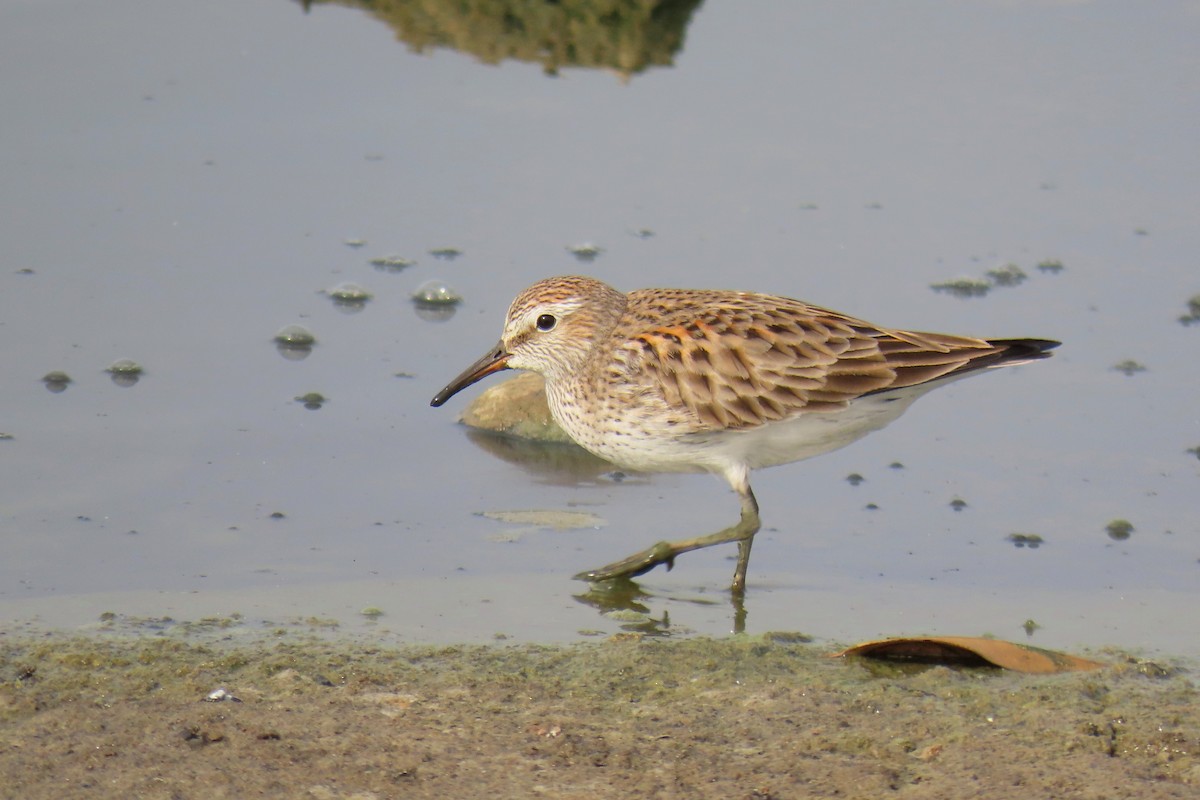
[996,338,1061,360]
[940,337,1061,378]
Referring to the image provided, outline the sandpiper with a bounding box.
[431,275,1058,593]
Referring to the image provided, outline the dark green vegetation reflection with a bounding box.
[295,0,705,77]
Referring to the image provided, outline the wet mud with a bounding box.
[1,631,1196,799]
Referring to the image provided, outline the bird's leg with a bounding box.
[730,486,760,596]
[574,485,761,594]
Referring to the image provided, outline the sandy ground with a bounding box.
[1,628,1197,799]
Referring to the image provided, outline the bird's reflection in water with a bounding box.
[574,578,747,636]
[463,427,628,487]
[574,578,669,636]
[463,427,751,634]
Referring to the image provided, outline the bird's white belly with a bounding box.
[550,383,933,476]
[691,390,923,470]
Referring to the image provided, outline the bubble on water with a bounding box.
[328,282,372,301]
[103,362,139,388]
[412,281,462,320]
[105,359,143,387]
[326,282,372,313]
[412,280,462,306]
[106,359,143,375]
[274,324,316,345]
[412,281,461,321]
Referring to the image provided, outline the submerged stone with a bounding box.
[461,372,570,443]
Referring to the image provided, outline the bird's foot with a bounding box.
[573,541,676,583]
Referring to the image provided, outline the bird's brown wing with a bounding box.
[619,289,1020,430]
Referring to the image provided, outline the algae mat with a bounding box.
[0,633,1197,799]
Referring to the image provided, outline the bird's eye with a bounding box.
[535,314,557,332]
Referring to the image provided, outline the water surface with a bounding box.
[2,0,1197,656]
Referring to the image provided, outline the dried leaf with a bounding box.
[830,636,1104,673]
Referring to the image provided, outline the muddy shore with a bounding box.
[1,627,1197,799]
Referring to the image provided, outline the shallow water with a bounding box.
[2,0,1197,656]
